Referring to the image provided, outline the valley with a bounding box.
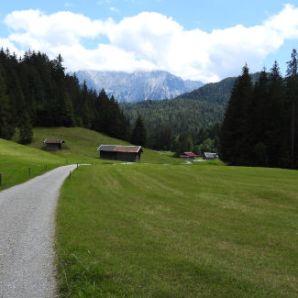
[1,127,297,297]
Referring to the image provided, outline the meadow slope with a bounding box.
[1,126,179,189]
[31,127,180,164]
[0,138,64,190]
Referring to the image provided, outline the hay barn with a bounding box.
[44,139,65,151]
[98,145,143,162]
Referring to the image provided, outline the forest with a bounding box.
[122,99,224,152]
[0,48,221,154]
[220,49,298,169]
[0,49,133,144]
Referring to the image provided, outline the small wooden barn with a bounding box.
[44,139,65,151]
[98,145,143,162]
[203,152,218,160]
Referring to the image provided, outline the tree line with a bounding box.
[122,99,223,154]
[220,49,298,168]
[0,49,146,146]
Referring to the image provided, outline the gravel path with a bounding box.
[0,165,77,298]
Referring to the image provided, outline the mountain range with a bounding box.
[76,70,203,102]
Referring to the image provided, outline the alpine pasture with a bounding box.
[0,127,297,297]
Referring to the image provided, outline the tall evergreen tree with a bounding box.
[0,67,14,139]
[286,49,298,167]
[220,64,253,164]
[249,69,269,165]
[131,115,146,146]
[266,61,286,167]
[18,111,33,144]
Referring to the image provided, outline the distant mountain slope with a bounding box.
[76,70,203,102]
[121,73,260,146]
[176,73,260,103]
[176,77,236,103]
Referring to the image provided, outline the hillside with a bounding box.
[0,138,63,190]
[76,70,203,102]
[176,76,236,103]
[176,72,261,103]
[30,127,181,164]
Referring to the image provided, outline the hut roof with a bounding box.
[183,152,198,158]
[203,152,218,159]
[44,139,65,144]
[98,145,143,153]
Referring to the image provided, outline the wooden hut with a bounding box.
[98,145,143,162]
[203,152,218,160]
[44,139,65,151]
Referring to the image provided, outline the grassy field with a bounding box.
[0,138,64,190]
[56,163,298,297]
[2,127,297,297]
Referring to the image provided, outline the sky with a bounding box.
[1,0,298,82]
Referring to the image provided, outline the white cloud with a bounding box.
[2,5,298,82]
[0,37,21,54]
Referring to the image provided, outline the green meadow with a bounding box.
[57,164,298,297]
[1,127,298,297]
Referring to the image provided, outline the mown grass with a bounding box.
[56,163,298,297]
[0,138,64,190]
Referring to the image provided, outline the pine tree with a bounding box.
[0,67,14,139]
[60,93,75,127]
[131,116,146,146]
[220,65,253,164]
[249,69,269,165]
[286,49,298,168]
[266,61,286,167]
[80,82,92,128]
[19,111,33,144]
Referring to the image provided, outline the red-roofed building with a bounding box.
[180,152,198,159]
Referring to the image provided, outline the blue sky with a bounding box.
[1,0,298,81]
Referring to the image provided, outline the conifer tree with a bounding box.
[249,69,269,165]
[0,68,14,139]
[266,61,286,167]
[131,115,146,146]
[220,64,253,164]
[286,49,298,167]
[18,111,33,144]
